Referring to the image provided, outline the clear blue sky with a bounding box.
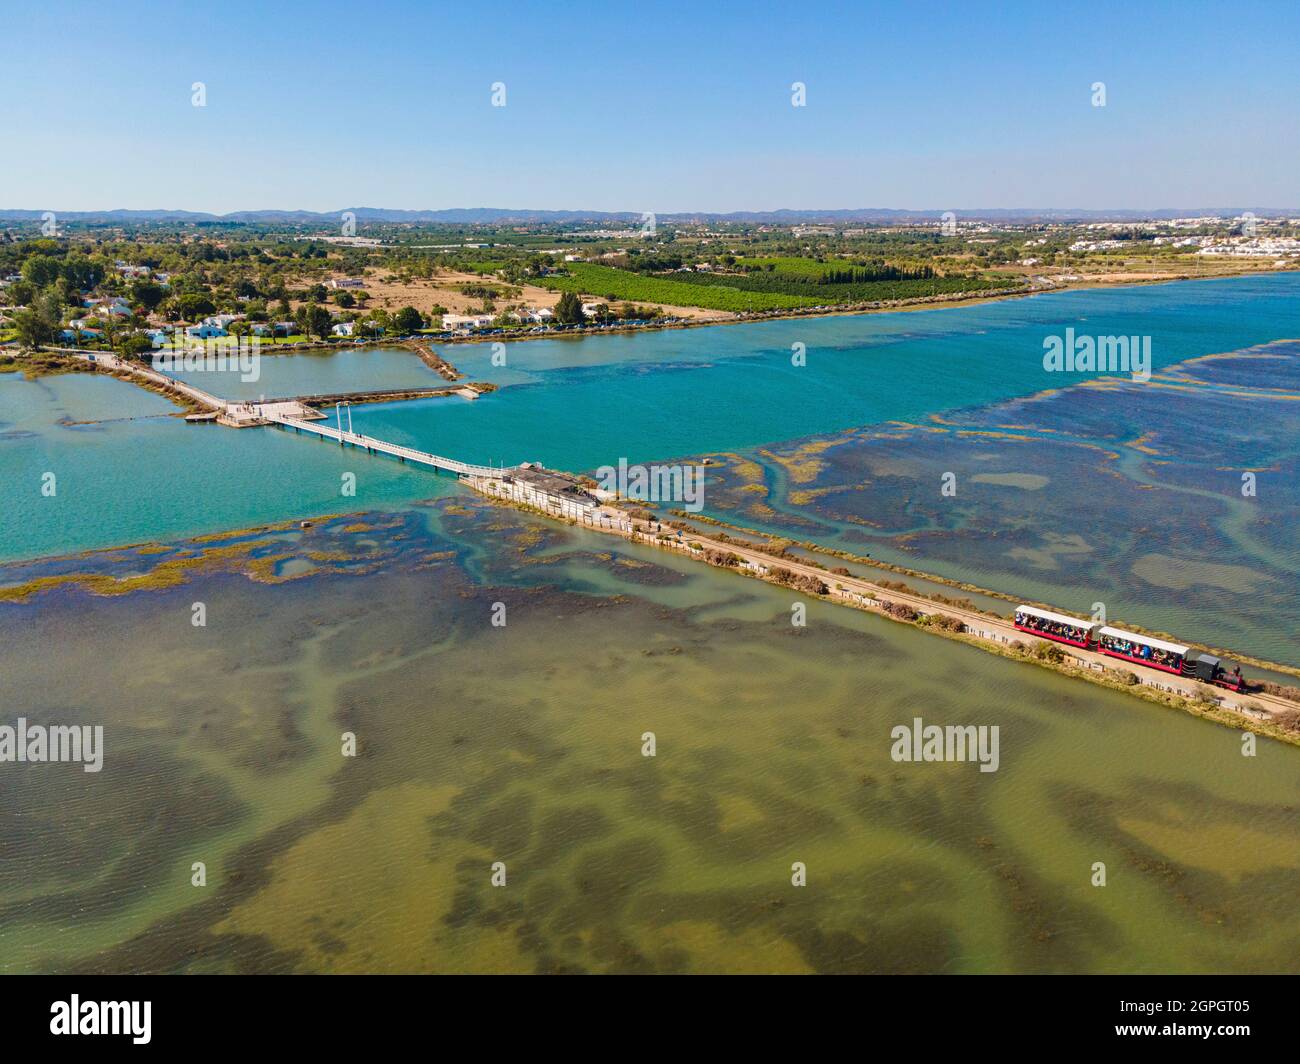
[3,0,1297,213]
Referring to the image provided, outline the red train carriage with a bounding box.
[1095,626,1188,675]
[1013,605,1099,648]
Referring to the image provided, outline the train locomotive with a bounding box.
[1012,605,1247,693]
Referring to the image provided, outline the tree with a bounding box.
[554,291,585,324]
[61,253,105,291]
[13,308,56,349]
[115,332,155,359]
[21,255,62,289]
[176,293,216,320]
[8,280,35,306]
[13,289,63,349]
[130,280,166,312]
[392,305,423,334]
[303,303,333,340]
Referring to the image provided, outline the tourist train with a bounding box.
[1012,605,1247,692]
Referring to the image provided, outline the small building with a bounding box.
[201,314,241,329]
[331,321,357,337]
[186,323,227,339]
[483,465,602,521]
[442,313,494,331]
[58,327,101,342]
[329,278,366,289]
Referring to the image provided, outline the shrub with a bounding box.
[878,599,918,622]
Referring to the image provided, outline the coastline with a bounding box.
[5,272,1297,739]
[7,267,1294,372]
[5,494,1297,749]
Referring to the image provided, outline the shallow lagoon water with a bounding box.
[698,340,1300,664]
[168,345,445,402]
[1,278,1298,973]
[0,503,1295,974]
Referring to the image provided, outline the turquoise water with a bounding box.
[3,275,1300,565]
[0,373,460,561]
[378,274,1300,470]
[167,346,445,401]
[2,278,1298,974]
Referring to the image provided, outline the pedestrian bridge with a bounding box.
[263,408,507,478]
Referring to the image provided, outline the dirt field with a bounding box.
[326,269,727,321]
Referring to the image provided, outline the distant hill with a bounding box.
[1,206,1295,225]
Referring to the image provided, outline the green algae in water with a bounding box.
[0,502,1295,974]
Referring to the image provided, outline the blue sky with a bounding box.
[3,0,1297,212]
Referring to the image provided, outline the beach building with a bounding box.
[442,313,494,331]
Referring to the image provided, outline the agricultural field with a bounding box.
[666,267,1018,303]
[535,263,819,312]
[535,259,1017,314]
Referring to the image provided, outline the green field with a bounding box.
[537,260,1016,313]
[535,263,818,312]
[666,269,1012,302]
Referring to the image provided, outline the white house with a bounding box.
[202,314,241,329]
[93,299,132,318]
[254,321,298,337]
[331,321,357,337]
[186,323,227,339]
[329,277,366,289]
[442,313,494,331]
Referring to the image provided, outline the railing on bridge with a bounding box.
[265,412,502,478]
